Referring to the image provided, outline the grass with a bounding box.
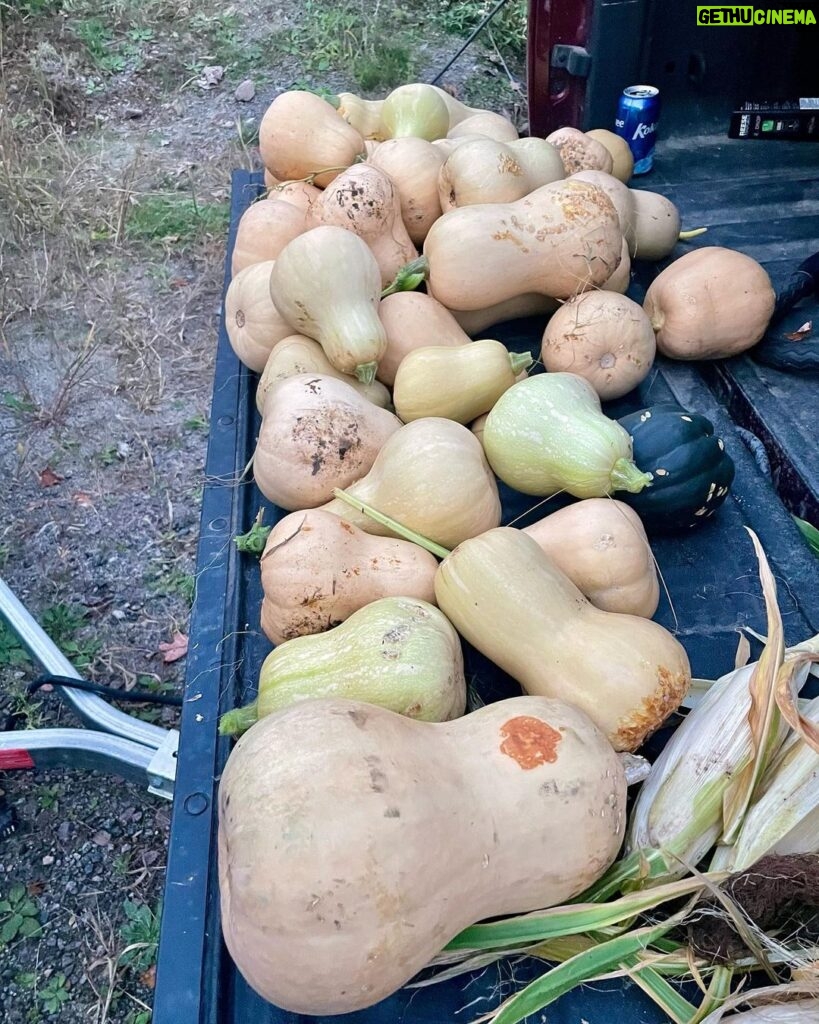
[125,195,229,243]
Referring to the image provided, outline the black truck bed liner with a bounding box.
[153,124,819,1024]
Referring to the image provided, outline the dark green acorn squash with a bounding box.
[617,404,735,532]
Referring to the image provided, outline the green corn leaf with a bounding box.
[794,516,819,556]
[488,917,683,1024]
[622,962,699,1024]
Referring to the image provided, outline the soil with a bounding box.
[0,1,526,1020]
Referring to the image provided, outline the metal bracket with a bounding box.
[551,43,592,78]
[147,730,179,800]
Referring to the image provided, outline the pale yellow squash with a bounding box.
[376,291,471,386]
[448,111,519,142]
[585,129,634,182]
[218,694,626,1013]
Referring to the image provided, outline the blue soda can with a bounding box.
[615,85,661,175]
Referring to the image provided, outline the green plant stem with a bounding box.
[354,361,377,385]
[509,352,534,375]
[380,256,429,297]
[219,701,259,736]
[331,489,450,558]
[679,227,708,240]
[610,457,653,494]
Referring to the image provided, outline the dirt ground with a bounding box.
[0,1,526,1020]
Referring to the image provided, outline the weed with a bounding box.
[0,622,32,668]
[97,442,120,466]
[125,195,229,244]
[38,973,70,1013]
[112,852,132,876]
[149,566,195,606]
[183,413,208,431]
[119,899,161,973]
[41,602,101,669]
[125,1010,152,1024]
[2,391,38,416]
[36,783,61,812]
[3,682,43,729]
[16,971,37,990]
[0,884,42,946]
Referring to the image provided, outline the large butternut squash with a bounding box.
[381,84,449,141]
[259,91,365,188]
[225,261,293,373]
[218,694,626,1013]
[585,129,633,182]
[523,499,659,617]
[434,528,690,750]
[321,418,501,549]
[448,111,519,142]
[377,291,471,386]
[423,180,622,309]
[309,164,418,287]
[269,226,388,384]
[336,92,386,140]
[253,374,401,510]
[259,509,438,644]
[546,127,613,175]
[451,293,558,335]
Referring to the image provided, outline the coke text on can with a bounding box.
[615,85,661,175]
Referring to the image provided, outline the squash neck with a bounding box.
[610,458,653,495]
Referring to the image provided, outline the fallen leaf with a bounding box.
[784,320,812,341]
[72,491,95,507]
[158,631,188,663]
[38,466,63,487]
[140,964,157,990]
[27,880,46,896]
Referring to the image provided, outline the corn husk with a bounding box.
[626,530,818,880]
[699,990,819,1024]
[711,691,819,870]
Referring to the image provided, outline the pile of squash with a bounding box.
[217,83,776,1017]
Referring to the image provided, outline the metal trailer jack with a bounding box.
[0,578,178,801]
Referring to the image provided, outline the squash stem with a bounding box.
[219,701,259,737]
[610,457,653,495]
[355,361,377,385]
[331,488,451,559]
[380,256,430,298]
[509,352,534,375]
[679,227,708,240]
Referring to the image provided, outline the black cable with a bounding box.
[26,674,183,707]
[430,0,514,85]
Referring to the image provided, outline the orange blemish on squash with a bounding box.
[499,716,562,769]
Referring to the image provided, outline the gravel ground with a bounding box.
[0,1,525,1019]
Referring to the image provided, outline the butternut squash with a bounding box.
[225,261,293,373]
[381,84,450,141]
[585,128,634,183]
[643,246,776,360]
[259,90,365,188]
[438,137,564,211]
[253,374,401,511]
[546,127,614,175]
[377,291,471,386]
[218,694,626,1013]
[259,509,438,644]
[631,190,681,260]
[423,180,622,309]
[482,373,652,498]
[321,418,501,549]
[522,499,659,617]
[429,85,482,127]
[540,291,656,400]
[452,293,559,335]
[309,164,418,288]
[263,168,280,190]
[336,92,386,140]
[227,597,464,736]
[434,528,690,750]
[448,111,519,142]
[393,340,532,424]
[269,226,388,384]
[231,200,308,277]
[255,335,391,414]
[368,137,445,245]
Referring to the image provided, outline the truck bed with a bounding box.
[152,119,819,1024]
